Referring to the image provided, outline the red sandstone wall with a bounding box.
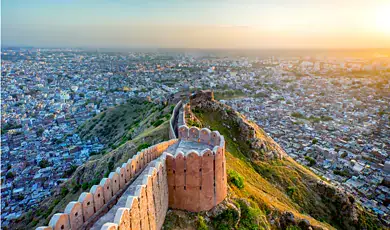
[166,145,227,212]
[36,139,177,230]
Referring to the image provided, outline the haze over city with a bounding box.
[2,0,390,49]
[1,1,390,230]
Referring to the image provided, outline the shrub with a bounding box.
[227,170,244,189]
[60,187,69,197]
[304,156,316,166]
[137,143,151,151]
[291,112,305,119]
[197,215,208,230]
[237,199,262,230]
[212,206,240,229]
[39,159,50,168]
[311,138,318,144]
[152,119,164,127]
[286,186,296,197]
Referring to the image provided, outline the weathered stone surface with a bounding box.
[64,201,84,230]
[78,192,95,221]
[114,208,130,230]
[122,162,131,183]
[185,151,201,212]
[109,172,120,195]
[99,178,113,204]
[211,131,221,146]
[116,167,126,189]
[200,149,215,211]
[49,213,71,230]
[178,125,189,140]
[189,127,200,142]
[214,146,225,204]
[90,185,105,211]
[135,185,149,230]
[100,223,118,230]
[174,152,185,209]
[126,196,140,230]
[199,128,211,145]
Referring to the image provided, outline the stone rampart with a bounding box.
[167,125,227,212]
[169,100,182,139]
[36,101,227,230]
[36,139,178,230]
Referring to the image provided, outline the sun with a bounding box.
[375,6,390,34]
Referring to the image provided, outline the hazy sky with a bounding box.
[2,0,390,49]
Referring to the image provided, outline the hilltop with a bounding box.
[163,91,382,230]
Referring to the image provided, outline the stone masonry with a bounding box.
[36,100,227,230]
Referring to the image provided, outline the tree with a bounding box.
[39,159,50,168]
[6,171,14,179]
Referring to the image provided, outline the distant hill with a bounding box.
[163,92,382,230]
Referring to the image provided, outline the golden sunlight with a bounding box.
[375,5,390,34]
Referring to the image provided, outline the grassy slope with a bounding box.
[195,109,334,230]
[11,101,173,230]
[168,99,381,230]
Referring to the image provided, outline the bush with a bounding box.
[60,187,69,197]
[286,186,296,197]
[152,119,164,127]
[39,159,50,168]
[237,199,262,230]
[6,171,14,179]
[212,206,240,229]
[197,215,208,230]
[227,170,244,189]
[304,156,316,166]
[137,143,151,151]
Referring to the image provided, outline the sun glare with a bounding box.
[375,6,390,34]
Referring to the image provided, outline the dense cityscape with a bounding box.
[1,48,389,226]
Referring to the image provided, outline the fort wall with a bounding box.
[36,101,227,230]
[36,139,177,230]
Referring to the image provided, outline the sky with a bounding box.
[2,0,390,49]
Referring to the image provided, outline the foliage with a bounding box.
[197,215,208,230]
[137,143,151,151]
[39,159,50,168]
[228,169,245,189]
[212,206,240,229]
[304,156,316,166]
[237,199,263,230]
[6,171,15,179]
[152,119,164,127]
[291,112,305,119]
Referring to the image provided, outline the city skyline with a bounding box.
[2,0,390,49]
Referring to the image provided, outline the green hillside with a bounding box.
[163,95,382,230]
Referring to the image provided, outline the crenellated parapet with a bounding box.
[36,139,178,230]
[167,125,227,212]
[36,101,227,230]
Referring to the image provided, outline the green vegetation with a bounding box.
[39,159,50,168]
[214,90,246,100]
[1,123,22,134]
[137,143,151,151]
[152,119,164,127]
[6,171,15,179]
[304,156,316,166]
[227,169,244,189]
[333,169,351,178]
[197,215,208,230]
